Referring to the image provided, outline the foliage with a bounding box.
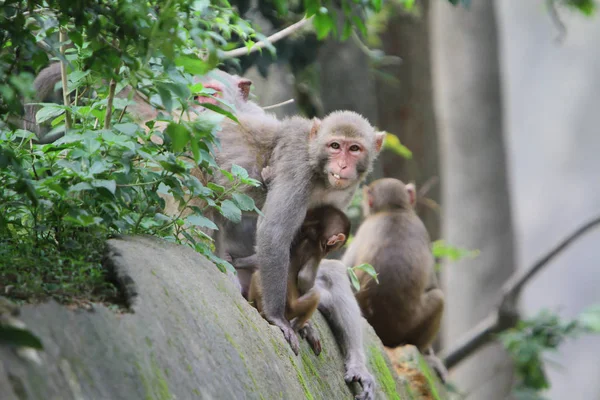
[348,263,379,292]
[432,239,479,271]
[499,306,600,398]
[382,132,412,159]
[0,0,390,304]
[561,0,597,16]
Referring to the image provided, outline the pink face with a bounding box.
[325,137,367,189]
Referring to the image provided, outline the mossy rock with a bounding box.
[0,235,444,399]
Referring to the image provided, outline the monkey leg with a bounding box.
[297,321,322,356]
[247,273,264,314]
[288,289,320,331]
[404,288,444,352]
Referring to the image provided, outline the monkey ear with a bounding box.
[327,233,346,246]
[238,79,252,101]
[406,183,416,206]
[309,118,321,141]
[375,131,385,152]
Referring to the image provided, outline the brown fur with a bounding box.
[248,205,350,335]
[343,178,444,351]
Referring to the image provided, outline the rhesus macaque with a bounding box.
[246,205,350,355]
[315,260,376,400]
[26,64,380,400]
[342,178,447,380]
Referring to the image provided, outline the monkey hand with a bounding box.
[298,323,321,356]
[344,362,375,400]
[268,316,300,355]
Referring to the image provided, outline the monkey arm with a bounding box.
[255,173,311,354]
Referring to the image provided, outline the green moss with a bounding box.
[167,338,174,348]
[368,346,401,400]
[193,389,201,397]
[224,332,261,396]
[134,355,173,400]
[417,356,442,400]
[145,337,153,347]
[163,287,170,297]
[151,270,157,276]
[289,355,314,400]
[186,363,193,374]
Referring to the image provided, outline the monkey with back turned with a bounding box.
[342,178,448,380]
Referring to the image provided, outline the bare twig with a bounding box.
[104,76,117,129]
[220,16,313,60]
[59,29,72,130]
[547,0,567,43]
[263,98,295,110]
[441,215,600,369]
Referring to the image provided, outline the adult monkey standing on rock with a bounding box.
[27,64,382,400]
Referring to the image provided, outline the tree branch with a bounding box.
[547,0,567,43]
[262,98,295,110]
[220,16,313,60]
[440,215,600,369]
[59,29,72,130]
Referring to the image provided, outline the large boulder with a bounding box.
[0,235,443,399]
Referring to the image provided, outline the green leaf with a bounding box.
[36,105,64,124]
[156,84,173,113]
[165,123,190,152]
[89,160,108,175]
[0,325,43,349]
[382,132,412,159]
[114,123,140,136]
[232,192,255,211]
[207,182,225,194]
[355,263,379,283]
[313,12,334,40]
[578,305,600,332]
[219,199,242,223]
[230,164,249,179]
[348,268,360,292]
[185,214,218,230]
[69,182,93,192]
[91,179,117,195]
[196,102,238,122]
[175,55,211,75]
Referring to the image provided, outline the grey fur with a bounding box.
[315,260,376,400]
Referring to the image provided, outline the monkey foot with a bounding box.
[270,317,300,355]
[344,364,375,400]
[298,323,321,356]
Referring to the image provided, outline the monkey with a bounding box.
[314,260,376,400]
[25,64,382,400]
[341,178,448,381]
[246,205,350,354]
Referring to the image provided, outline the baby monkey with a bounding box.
[245,201,350,355]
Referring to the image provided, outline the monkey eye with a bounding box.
[349,144,361,152]
[330,142,340,150]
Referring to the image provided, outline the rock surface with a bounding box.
[1,235,442,399]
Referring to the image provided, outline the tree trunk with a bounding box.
[431,1,515,398]
[375,0,440,241]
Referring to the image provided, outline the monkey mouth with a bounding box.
[331,172,342,180]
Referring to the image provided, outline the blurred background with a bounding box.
[228,1,600,398]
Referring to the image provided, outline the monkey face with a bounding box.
[324,138,366,189]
